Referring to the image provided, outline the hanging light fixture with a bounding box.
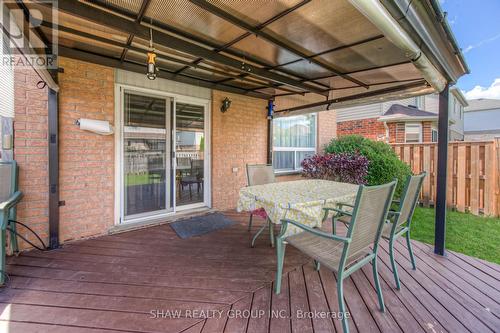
[146,26,158,80]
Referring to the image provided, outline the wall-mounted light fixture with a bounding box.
[146,26,158,80]
[220,97,232,113]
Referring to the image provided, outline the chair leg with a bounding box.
[0,228,5,286]
[248,213,253,231]
[337,277,349,333]
[274,238,286,294]
[389,238,401,290]
[406,232,417,270]
[314,260,320,271]
[251,220,268,248]
[332,217,337,235]
[8,219,19,255]
[372,257,385,312]
[269,220,275,248]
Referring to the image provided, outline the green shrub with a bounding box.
[324,135,411,196]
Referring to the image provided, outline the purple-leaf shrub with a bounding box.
[301,153,369,184]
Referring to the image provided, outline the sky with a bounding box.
[441,0,500,99]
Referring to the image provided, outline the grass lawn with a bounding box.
[126,174,158,186]
[411,207,500,264]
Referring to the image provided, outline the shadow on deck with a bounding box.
[1,211,499,332]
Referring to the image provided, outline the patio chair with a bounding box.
[275,181,397,333]
[246,164,275,246]
[180,159,204,199]
[0,161,23,285]
[333,173,426,290]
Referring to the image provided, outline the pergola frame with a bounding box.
[11,0,468,255]
[29,0,441,101]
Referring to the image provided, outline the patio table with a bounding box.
[237,179,359,237]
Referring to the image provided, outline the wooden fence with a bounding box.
[391,139,500,217]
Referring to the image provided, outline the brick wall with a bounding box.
[317,110,336,151]
[13,65,49,250]
[211,91,268,210]
[337,118,386,141]
[388,122,405,143]
[422,121,432,143]
[58,57,115,242]
[337,118,436,144]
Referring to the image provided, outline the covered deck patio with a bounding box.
[2,0,495,332]
[2,212,499,332]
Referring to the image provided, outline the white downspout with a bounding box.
[348,0,447,92]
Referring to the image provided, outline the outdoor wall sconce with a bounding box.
[220,97,232,113]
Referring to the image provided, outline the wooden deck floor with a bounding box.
[1,211,499,332]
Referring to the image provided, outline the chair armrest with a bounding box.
[279,218,351,243]
[0,191,23,212]
[337,202,355,208]
[323,207,352,217]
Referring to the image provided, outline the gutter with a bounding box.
[378,115,438,122]
[348,0,447,92]
[428,0,470,75]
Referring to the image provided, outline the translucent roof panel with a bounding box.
[206,0,304,27]
[313,62,423,89]
[145,0,247,45]
[263,0,382,55]
[316,38,409,74]
[279,60,332,79]
[229,35,301,67]
[96,0,144,14]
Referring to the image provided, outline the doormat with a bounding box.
[169,212,235,239]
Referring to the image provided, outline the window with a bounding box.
[405,123,422,143]
[431,128,438,142]
[273,114,316,172]
[0,33,14,118]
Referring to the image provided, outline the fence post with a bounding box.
[494,138,500,217]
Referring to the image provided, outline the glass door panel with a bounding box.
[123,92,172,219]
[175,102,205,206]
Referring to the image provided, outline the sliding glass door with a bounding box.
[122,91,173,220]
[175,102,206,206]
[119,88,210,223]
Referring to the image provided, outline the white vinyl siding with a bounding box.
[336,97,419,123]
[0,35,14,118]
[335,103,382,122]
[273,114,316,172]
[405,123,422,143]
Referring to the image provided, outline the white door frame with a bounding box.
[114,83,211,225]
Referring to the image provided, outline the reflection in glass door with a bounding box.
[123,92,172,219]
[175,102,205,206]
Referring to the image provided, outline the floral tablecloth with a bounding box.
[237,179,359,236]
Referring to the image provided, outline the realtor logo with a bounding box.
[0,0,58,69]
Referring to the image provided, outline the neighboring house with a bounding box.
[464,99,500,140]
[336,88,468,143]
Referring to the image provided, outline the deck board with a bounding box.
[2,211,500,332]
